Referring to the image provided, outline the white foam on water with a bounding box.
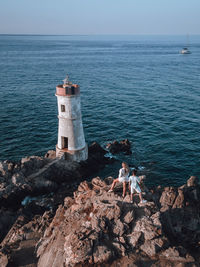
[21,196,38,206]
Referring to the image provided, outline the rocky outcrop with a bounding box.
[0,142,114,261]
[88,142,107,156]
[0,142,112,211]
[0,211,54,267]
[36,176,199,266]
[0,209,17,243]
[106,139,132,155]
[158,179,200,251]
[0,142,200,266]
[44,150,56,159]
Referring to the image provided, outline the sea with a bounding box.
[0,34,200,187]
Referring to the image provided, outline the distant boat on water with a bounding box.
[180,34,191,54]
[180,47,191,54]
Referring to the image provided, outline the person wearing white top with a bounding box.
[129,169,147,204]
[108,162,130,198]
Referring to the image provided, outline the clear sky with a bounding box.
[0,0,200,35]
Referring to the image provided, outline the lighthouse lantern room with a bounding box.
[55,75,88,162]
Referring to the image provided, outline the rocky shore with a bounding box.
[0,141,199,266]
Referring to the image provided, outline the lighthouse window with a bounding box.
[71,87,75,95]
[61,105,65,112]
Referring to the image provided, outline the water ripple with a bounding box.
[0,35,200,186]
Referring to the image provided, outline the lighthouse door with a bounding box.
[61,137,68,149]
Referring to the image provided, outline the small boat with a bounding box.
[180,34,191,54]
[180,47,191,54]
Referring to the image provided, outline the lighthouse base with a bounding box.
[56,145,88,162]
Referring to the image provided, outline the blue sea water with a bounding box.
[0,34,200,187]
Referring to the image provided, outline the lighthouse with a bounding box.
[55,75,88,162]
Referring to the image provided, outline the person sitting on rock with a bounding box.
[108,162,130,198]
[129,169,147,204]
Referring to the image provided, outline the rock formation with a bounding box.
[0,142,200,266]
[106,139,132,155]
[0,142,110,212]
[0,142,112,266]
[35,176,200,267]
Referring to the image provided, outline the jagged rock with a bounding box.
[0,145,200,266]
[0,209,17,243]
[1,173,199,266]
[187,176,198,187]
[113,219,125,236]
[64,196,74,208]
[44,150,56,159]
[0,252,8,267]
[133,216,162,240]
[0,142,112,213]
[92,245,114,264]
[88,141,107,155]
[159,176,200,251]
[160,187,177,211]
[123,209,135,224]
[106,139,132,155]
[161,247,195,262]
[37,177,190,267]
[172,188,185,208]
[150,211,162,227]
[0,160,14,178]
[127,231,142,247]
[11,172,26,186]
[21,156,48,174]
[140,238,165,257]
[0,211,53,267]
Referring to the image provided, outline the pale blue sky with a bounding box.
[0,0,200,35]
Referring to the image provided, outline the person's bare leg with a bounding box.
[138,192,142,202]
[122,182,126,197]
[130,193,133,202]
[109,178,118,191]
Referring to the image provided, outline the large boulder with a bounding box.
[88,142,107,155]
[159,187,177,211]
[0,160,14,179]
[187,176,199,187]
[106,139,132,155]
[159,176,200,249]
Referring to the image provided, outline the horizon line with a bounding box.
[0,33,200,36]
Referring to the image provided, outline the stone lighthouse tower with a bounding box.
[55,75,88,162]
